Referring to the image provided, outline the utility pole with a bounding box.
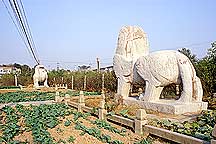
[97,58,100,72]
[57,62,60,71]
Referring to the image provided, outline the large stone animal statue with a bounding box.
[33,65,49,88]
[113,26,203,103]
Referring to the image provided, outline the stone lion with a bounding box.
[33,65,49,88]
[113,26,203,103]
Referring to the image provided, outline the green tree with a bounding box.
[197,41,216,94]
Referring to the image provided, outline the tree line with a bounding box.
[0,41,215,97]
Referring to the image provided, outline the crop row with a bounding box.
[0,91,101,104]
[0,103,136,143]
[148,110,216,141]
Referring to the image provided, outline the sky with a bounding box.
[0,0,216,70]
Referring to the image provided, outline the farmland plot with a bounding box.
[0,103,148,144]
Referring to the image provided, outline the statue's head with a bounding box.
[35,65,47,73]
[115,26,149,60]
[113,26,149,98]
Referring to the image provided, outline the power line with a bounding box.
[2,0,40,65]
[1,0,31,55]
[18,0,39,62]
[12,0,40,64]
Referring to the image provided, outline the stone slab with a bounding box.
[211,139,216,144]
[123,97,208,115]
[212,125,216,138]
[145,125,207,144]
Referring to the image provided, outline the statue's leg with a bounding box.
[142,81,163,102]
[117,78,131,99]
[44,79,49,87]
[177,63,193,103]
[193,76,203,102]
[34,78,39,88]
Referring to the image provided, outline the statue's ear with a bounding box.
[113,54,133,77]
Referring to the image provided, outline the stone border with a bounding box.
[124,97,208,114]
[60,90,211,143]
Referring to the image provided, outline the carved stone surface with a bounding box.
[212,125,216,138]
[113,26,207,114]
[33,65,49,88]
[124,98,208,115]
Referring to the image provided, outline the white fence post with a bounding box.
[102,73,105,90]
[71,75,74,90]
[99,90,107,120]
[14,74,18,86]
[55,91,60,102]
[84,75,87,90]
[78,91,85,112]
[135,109,148,134]
[65,94,70,104]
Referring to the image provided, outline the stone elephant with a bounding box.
[113,26,203,103]
[33,65,49,88]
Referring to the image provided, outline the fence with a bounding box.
[56,90,213,144]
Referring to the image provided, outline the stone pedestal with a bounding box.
[124,97,208,115]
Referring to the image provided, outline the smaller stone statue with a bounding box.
[33,65,49,88]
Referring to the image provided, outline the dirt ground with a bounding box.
[0,88,169,144]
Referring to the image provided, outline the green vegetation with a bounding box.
[148,110,216,141]
[67,136,76,143]
[92,119,127,136]
[0,91,55,103]
[74,121,123,144]
[0,86,20,89]
[0,103,72,143]
[0,106,20,142]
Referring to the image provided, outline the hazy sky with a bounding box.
[0,0,215,70]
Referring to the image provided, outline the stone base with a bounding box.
[123,97,208,115]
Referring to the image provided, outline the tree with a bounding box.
[78,65,91,71]
[197,41,216,94]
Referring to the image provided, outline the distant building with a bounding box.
[0,66,21,76]
[93,65,113,72]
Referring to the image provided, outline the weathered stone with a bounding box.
[135,119,148,134]
[124,98,208,115]
[79,91,85,103]
[113,26,206,114]
[211,139,216,144]
[55,94,64,102]
[64,94,70,103]
[78,103,85,112]
[99,109,107,120]
[212,125,216,138]
[99,100,105,109]
[101,90,105,100]
[33,65,49,88]
[136,109,147,120]
[145,125,206,144]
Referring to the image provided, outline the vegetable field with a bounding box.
[0,90,215,144]
[0,103,146,144]
[0,91,101,104]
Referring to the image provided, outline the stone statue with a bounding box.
[33,65,49,88]
[113,26,203,103]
